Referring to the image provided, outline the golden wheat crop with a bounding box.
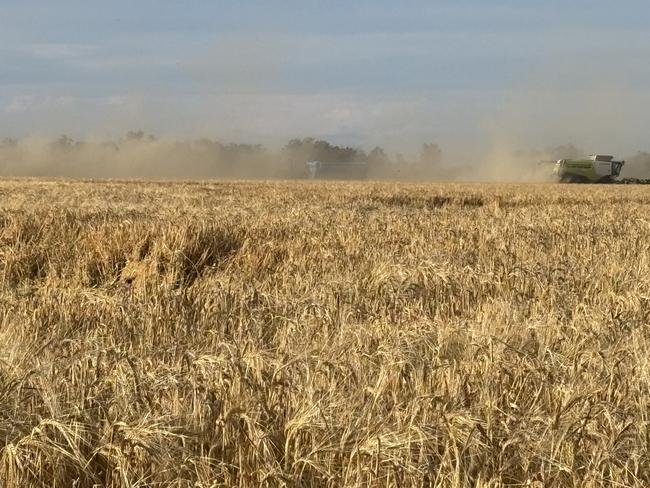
[1,178,649,487]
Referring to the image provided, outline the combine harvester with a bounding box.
[552,155,650,184]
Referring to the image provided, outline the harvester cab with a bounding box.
[553,154,625,183]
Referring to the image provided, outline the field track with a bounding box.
[1,179,650,487]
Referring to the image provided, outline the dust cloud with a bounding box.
[454,42,650,182]
[3,28,650,181]
[1,132,648,181]
[2,53,650,182]
[0,134,282,180]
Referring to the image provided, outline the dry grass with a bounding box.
[1,178,650,487]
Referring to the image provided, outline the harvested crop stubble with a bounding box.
[1,178,650,487]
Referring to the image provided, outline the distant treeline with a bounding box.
[0,132,443,179]
[1,133,649,179]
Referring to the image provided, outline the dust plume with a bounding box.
[453,36,650,182]
[0,134,282,180]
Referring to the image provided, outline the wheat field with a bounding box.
[1,178,649,487]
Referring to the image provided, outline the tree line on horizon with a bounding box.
[0,132,443,179]
[0,133,649,179]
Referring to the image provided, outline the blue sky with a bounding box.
[2,1,649,157]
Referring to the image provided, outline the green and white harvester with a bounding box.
[548,154,650,184]
[553,155,624,183]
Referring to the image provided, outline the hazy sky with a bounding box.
[2,0,649,158]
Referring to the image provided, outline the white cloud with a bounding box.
[5,95,76,114]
